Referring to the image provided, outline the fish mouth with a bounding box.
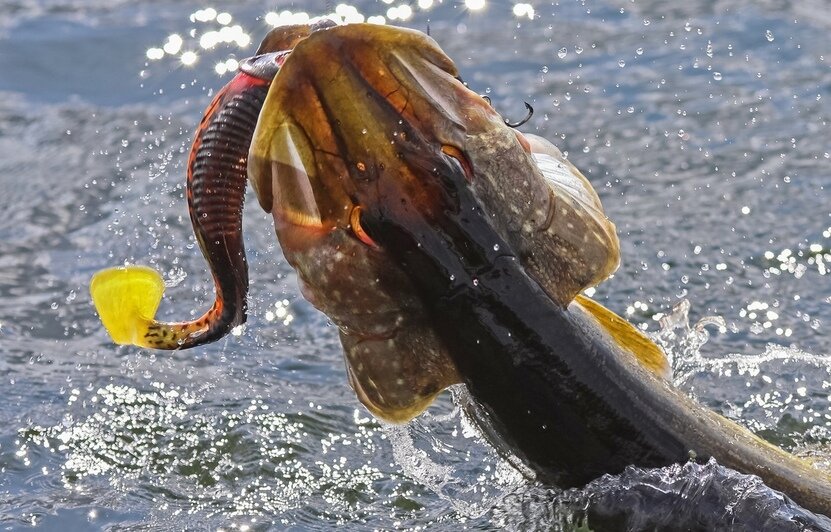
[244,24,511,422]
[248,24,506,241]
[246,23,619,425]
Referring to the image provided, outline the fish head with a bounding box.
[247,23,620,420]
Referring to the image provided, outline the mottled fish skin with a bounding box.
[248,24,635,422]
[247,24,831,518]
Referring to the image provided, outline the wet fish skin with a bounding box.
[246,23,831,518]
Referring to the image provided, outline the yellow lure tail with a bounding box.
[89,266,165,347]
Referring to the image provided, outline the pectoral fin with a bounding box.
[340,324,460,423]
[574,294,671,379]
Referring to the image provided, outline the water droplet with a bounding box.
[582,146,590,153]
[713,72,722,81]
[541,65,549,73]
[361,128,367,134]
[557,47,567,59]
[765,29,774,42]
[636,47,643,55]
[493,244,500,251]
[473,278,479,286]
[574,46,584,54]
[618,59,626,68]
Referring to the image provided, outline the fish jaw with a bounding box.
[249,23,619,308]
[246,25,484,422]
[247,23,511,231]
[245,23,626,421]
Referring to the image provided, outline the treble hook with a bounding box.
[504,102,534,128]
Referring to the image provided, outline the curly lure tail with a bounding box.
[91,57,282,349]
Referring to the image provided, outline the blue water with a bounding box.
[1,0,830,529]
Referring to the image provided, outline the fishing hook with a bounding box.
[504,102,534,128]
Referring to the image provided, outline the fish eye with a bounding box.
[349,205,378,248]
[441,145,473,182]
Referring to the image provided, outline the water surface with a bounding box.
[1,0,830,529]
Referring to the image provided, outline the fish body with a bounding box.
[247,23,831,518]
[89,22,831,521]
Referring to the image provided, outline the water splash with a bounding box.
[384,386,526,519]
[654,300,831,452]
[653,298,727,384]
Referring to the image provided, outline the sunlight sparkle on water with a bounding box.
[146,48,164,60]
[198,25,251,49]
[180,51,198,66]
[335,3,366,23]
[465,0,487,11]
[512,3,534,19]
[214,58,239,75]
[148,3,538,74]
[264,299,294,326]
[191,7,217,22]
[387,5,413,21]
[162,34,183,55]
[264,10,310,27]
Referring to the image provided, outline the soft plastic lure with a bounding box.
[89,24,322,349]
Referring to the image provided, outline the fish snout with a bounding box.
[248,24,500,239]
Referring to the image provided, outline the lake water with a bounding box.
[1,0,829,529]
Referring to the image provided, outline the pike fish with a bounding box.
[90,23,831,522]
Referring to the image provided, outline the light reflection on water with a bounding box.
[1,0,830,528]
[21,383,388,522]
[145,1,538,72]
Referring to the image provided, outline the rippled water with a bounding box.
[1,0,829,529]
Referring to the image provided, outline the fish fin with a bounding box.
[574,294,671,379]
[523,133,620,303]
[340,327,461,424]
[89,266,164,346]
